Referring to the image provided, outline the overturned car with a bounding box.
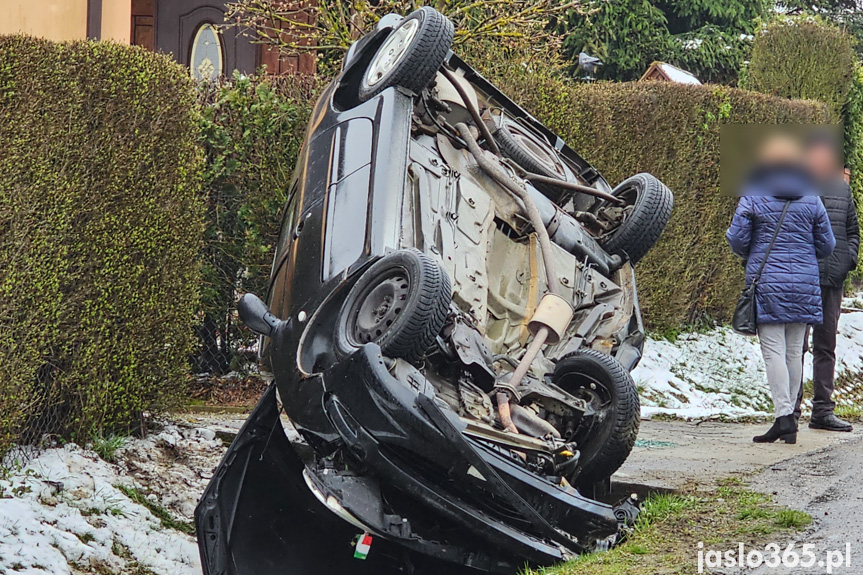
[196,8,673,575]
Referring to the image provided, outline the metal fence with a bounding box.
[189,305,269,405]
[1,384,61,470]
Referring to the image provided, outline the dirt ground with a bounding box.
[616,420,862,490]
[741,433,863,575]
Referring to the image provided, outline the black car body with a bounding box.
[196,9,672,575]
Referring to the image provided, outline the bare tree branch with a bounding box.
[224,0,582,74]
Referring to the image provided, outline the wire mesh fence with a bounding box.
[1,384,64,471]
[188,305,270,406]
[1,305,267,471]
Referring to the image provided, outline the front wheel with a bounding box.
[552,349,640,485]
[336,249,452,363]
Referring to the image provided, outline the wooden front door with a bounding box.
[154,0,258,77]
[131,0,155,51]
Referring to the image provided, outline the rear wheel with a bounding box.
[552,349,640,485]
[336,249,451,363]
[358,7,454,102]
[594,173,673,265]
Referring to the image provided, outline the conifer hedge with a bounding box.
[0,37,204,454]
[490,69,833,331]
[844,66,863,278]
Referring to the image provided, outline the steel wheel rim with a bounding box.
[365,19,420,88]
[348,271,411,345]
[509,123,565,177]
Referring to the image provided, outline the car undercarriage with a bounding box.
[195,7,672,575]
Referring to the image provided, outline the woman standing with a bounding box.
[726,136,835,444]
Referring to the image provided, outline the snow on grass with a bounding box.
[634,297,863,420]
[0,425,224,575]
[634,326,773,419]
[833,296,863,374]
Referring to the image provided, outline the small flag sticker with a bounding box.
[354,533,373,560]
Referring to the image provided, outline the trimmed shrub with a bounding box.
[0,37,204,454]
[483,67,832,331]
[195,72,320,374]
[745,18,856,116]
[844,66,863,278]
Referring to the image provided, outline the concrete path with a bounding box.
[738,433,863,575]
[615,419,862,490]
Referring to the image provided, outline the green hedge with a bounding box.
[0,37,204,453]
[844,66,863,278]
[195,72,319,374]
[488,69,833,331]
[745,18,855,118]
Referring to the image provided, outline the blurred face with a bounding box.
[807,142,838,181]
[756,134,804,168]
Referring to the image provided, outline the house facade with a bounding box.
[1,0,314,77]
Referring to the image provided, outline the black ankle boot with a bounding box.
[809,413,853,432]
[753,415,797,444]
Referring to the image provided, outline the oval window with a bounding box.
[190,23,223,81]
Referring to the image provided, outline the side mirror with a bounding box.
[237,293,280,337]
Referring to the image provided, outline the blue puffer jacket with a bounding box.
[726,169,835,325]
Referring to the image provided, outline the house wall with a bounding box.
[100,0,131,42]
[0,0,129,42]
[0,0,88,41]
[2,0,312,76]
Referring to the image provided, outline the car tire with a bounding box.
[552,349,640,485]
[493,116,570,194]
[358,7,454,103]
[337,249,451,363]
[598,173,673,265]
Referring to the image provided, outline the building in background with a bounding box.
[640,61,701,85]
[1,0,314,78]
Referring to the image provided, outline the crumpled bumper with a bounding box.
[195,345,623,575]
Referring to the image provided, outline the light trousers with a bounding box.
[758,323,807,418]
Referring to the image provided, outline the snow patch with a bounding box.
[657,62,702,84]
[635,299,863,420]
[0,425,224,575]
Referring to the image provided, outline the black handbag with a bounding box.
[732,200,791,336]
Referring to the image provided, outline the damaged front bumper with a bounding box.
[195,345,635,575]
